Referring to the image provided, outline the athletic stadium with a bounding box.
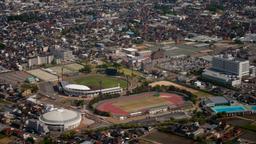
[95,92,186,119]
[59,81,123,97]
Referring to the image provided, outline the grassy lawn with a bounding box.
[119,68,143,77]
[113,96,168,112]
[72,74,127,89]
[194,91,212,98]
[240,123,256,132]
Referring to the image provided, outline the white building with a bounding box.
[202,69,241,86]
[123,48,138,55]
[212,55,250,77]
[28,55,54,68]
[39,109,81,131]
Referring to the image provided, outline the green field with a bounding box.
[119,68,143,77]
[72,75,127,89]
[114,95,168,112]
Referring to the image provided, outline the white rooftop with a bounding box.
[39,108,81,125]
[123,48,138,52]
[65,84,90,91]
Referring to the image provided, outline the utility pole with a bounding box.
[99,80,102,96]
[61,66,64,81]
[126,75,129,95]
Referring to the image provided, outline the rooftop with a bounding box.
[206,96,229,105]
[39,108,81,125]
[64,84,91,91]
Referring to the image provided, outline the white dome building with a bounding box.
[39,108,81,131]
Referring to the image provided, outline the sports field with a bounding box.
[96,92,184,116]
[149,81,212,97]
[72,74,127,89]
[49,63,84,75]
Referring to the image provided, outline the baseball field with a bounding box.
[96,92,184,116]
[71,74,127,89]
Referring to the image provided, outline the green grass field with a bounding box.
[119,68,143,77]
[72,74,127,89]
[114,96,168,112]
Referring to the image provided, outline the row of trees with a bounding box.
[96,63,121,76]
[79,65,92,73]
[20,83,39,94]
[79,63,121,76]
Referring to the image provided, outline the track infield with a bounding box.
[96,92,184,116]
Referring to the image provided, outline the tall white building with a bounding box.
[28,55,54,68]
[212,55,250,77]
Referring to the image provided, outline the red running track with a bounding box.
[96,92,185,116]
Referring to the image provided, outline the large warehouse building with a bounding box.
[39,108,82,131]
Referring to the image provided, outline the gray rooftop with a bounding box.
[206,96,229,105]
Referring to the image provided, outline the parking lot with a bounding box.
[0,71,31,86]
[159,56,209,74]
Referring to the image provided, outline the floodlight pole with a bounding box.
[99,80,102,96]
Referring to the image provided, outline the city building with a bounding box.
[240,33,256,43]
[51,48,74,61]
[28,55,54,68]
[212,55,250,77]
[202,55,251,86]
[25,119,49,135]
[123,48,138,55]
[39,108,82,131]
[202,69,241,86]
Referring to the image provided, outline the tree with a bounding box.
[41,137,54,144]
[72,100,85,107]
[96,64,108,69]
[61,130,76,140]
[79,65,92,73]
[26,137,35,144]
[20,83,39,93]
[0,43,5,49]
[51,58,57,65]
[207,2,224,13]
[112,63,121,69]
[105,68,118,76]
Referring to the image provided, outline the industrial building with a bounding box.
[39,108,82,131]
